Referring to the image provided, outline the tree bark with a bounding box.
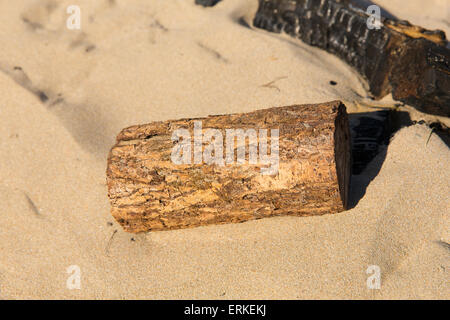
[106,101,351,233]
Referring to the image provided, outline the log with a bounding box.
[253,0,450,117]
[106,101,351,233]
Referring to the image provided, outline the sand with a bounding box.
[0,0,448,299]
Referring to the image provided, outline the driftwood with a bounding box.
[107,101,351,233]
[253,0,450,117]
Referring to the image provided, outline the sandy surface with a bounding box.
[0,0,448,299]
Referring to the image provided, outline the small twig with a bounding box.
[260,76,288,92]
[24,193,41,217]
[426,128,435,146]
[197,42,228,63]
[105,229,118,255]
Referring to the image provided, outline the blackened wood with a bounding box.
[253,0,450,117]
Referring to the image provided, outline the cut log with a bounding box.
[253,0,450,117]
[106,101,351,233]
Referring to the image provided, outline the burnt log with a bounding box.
[253,0,450,117]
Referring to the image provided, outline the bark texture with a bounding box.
[253,0,450,117]
[107,101,351,233]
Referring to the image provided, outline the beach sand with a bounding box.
[0,0,448,299]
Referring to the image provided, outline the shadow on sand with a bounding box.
[348,110,413,208]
